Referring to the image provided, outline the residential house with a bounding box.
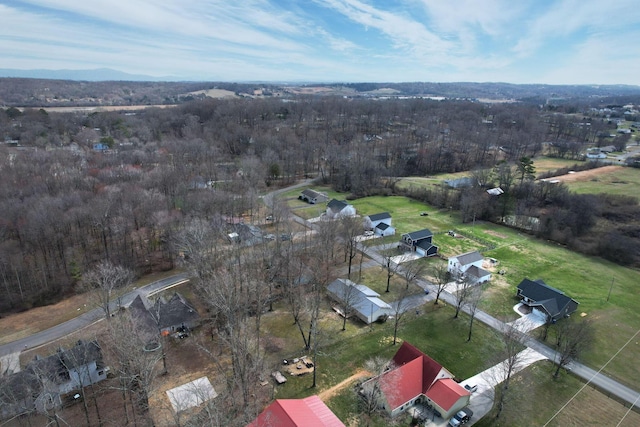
[326,279,392,324]
[400,229,438,257]
[363,212,391,230]
[374,222,396,237]
[448,251,491,284]
[0,340,107,420]
[516,278,579,322]
[230,223,264,246]
[129,292,200,337]
[586,148,607,159]
[363,212,396,236]
[360,342,470,419]
[155,293,201,335]
[248,395,345,427]
[299,189,329,204]
[325,199,356,219]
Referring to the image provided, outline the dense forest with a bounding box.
[1,93,639,316]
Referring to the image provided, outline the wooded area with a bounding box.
[1,92,639,316]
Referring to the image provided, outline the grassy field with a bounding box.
[265,298,640,427]
[474,360,640,427]
[393,156,588,192]
[563,165,640,196]
[283,187,640,391]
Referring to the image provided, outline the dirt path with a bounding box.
[318,369,371,401]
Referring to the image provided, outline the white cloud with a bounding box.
[1,1,639,84]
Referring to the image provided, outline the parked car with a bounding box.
[464,383,478,393]
[420,211,429,216]
[364,230,374,236]
[448,407,473,426]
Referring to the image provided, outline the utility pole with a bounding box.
[607,277,614,302]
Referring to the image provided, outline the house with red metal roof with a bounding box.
[360,342,470,419]
[248,395,345,427]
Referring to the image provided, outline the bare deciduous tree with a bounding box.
[452,277,473,319]
[391,284,412,346]
[358,356,387,426]
[381,254,398,293]
[553,318,593,378]
[430,262,450,305]
[339,216,362,280]
[81,261,133,319]
[466,285,485,342]
[493,324,527,419]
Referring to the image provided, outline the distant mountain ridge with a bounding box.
[0,68,176,82]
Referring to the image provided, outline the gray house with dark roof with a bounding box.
[448,251,491,283]
[128,292,200,337]
[299,189,328,204]
[327,278,392,324]
[364,212,395,236]
[364,212,391,229]
[0,340,107,419]
[326,199,356,219]
[155,293,200,335]
[516,279,579,322]
[400,229,438,257]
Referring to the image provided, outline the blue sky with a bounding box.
[1,0,639,84]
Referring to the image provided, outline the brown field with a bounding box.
[188,88,239,98]
[19,104,177,113]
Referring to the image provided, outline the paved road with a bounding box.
[0,273,189,358]
[357,237,640,410]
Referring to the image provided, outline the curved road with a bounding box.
[0,273,189,358]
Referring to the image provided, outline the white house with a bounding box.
[325,199,356,219]
[326,278,392,324]
[375,222,396,237]
[363,212,395,236]
[363,212,391,230]
[448,251,491,284]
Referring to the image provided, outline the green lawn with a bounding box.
[265,302,503,424]
[474,360,640,427]
[274,184,640,390]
